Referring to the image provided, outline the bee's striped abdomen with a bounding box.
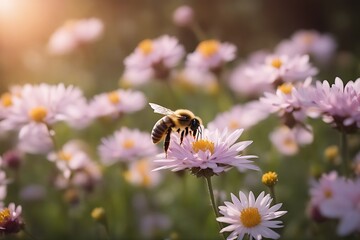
[151,116,174,144]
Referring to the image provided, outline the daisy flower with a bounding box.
[98,127,159,166]
[260,78,312,127]
[0,203,24,235]
[48,18,104,55]
[0,83,88,137]
[297,77,360,133]
[88,89,146,119]
[121,35,185,86]
[123,158,162,188]
[269,125,313,156]
[185,39,236,73]
[154,128,259,177]
[48,140,93,179]
[261,54,318,86]
[217,191,287,240]
[54,159,102,192]
[174,68,219,94]
[319,177,360,236]
[275,30,336,64]
[207,101,270,131]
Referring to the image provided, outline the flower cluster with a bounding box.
[309,172,360,236]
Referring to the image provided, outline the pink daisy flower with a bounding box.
[154,128,259,177]
[48,18,104,55]
[186,39,236,73]
[98,127,159,166]
[88,89,146,119]
[298,77,360,132]
[122,35,185,86]
[0,203,24,235]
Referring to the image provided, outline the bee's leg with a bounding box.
[180,130,185,144]
[193,128,197,138]
[177,128,180,133]
[164,128,172,155]
[185,127,189,136]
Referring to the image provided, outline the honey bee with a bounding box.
[149,103,202,154]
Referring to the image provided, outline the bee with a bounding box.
[149,103,202,154]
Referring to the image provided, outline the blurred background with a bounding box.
[1,0,360,239]
[1,0,360,93]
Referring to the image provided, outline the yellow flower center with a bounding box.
[0,208,10,224]
[278,83,293,94]
[29,106,47,122]
[138,39,153,55]
[262,171,278,187]
[283,137,297,148]
[1,93,12,107]
[107,91,120,104]
[192,139,215,155]
[122,139,135,149]
[229,120,240,130]
[197,40,220,58]
[137,160,152,187]
[58,151,72,162]
[302,33,315,44]
[271,58,283,69]
[240,207,261,228]
[324,188,333,199]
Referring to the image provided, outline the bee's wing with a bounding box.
[149,103,176,116]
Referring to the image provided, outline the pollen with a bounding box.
[197,40,220,58]
[240,207,261,228]
[1,93,12,107]
[262,171,278,187]
[278,83,293,94]
[122,139,135,149]
[0,208,10,224]
[192,139,215,155]
[138,39,153,55]
[58,151,72,162]
[107,91,120,104]
[271,58,283,69]
[29,106,48,122]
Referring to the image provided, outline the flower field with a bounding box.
[0,1,359,239]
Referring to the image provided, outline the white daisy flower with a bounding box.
[217,191,287,240]
[98,127,159,166]
[48,18,104,55]
[154,128,259,177]
[88,89,146,119]
[208,101,270,131]
[121,35,185,86]
[186,39,236,73]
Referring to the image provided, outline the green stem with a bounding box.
[205,176,226,240]
[269,186,276,204]
[340,130,349,176]
[190,21,207,41]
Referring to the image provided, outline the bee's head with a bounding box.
[190,118,202,139]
